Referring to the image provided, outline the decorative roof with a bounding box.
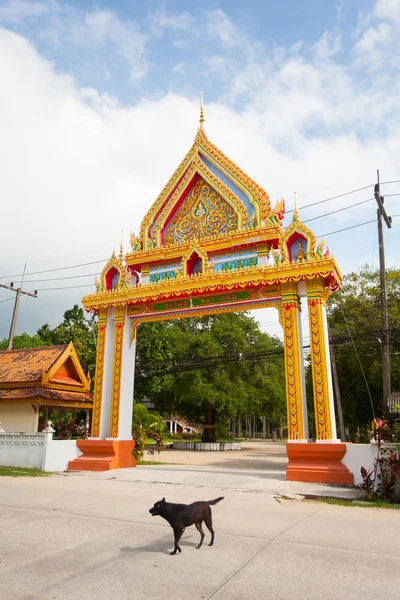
[82,104,342,314]
[0,345,67,383]
[0,342,92,405]
[0,387,93,408]
[138,124,273,251]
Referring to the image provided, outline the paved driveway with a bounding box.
[0,454,398,600]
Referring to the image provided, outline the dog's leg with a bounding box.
[204,512,215,546]
[195,521,205,549]
[170,527,184,555]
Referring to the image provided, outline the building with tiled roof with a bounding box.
[0,342,93,433]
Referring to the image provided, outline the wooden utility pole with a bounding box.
[0,267,38,349]
[374,170,392,416]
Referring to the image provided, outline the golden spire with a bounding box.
[293,191,299,221]
[119,230,124,260]
[199,91,205,131]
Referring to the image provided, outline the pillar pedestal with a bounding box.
[68,439,136,472]
[286,442,353,485]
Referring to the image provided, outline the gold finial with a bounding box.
[293,191,299,221]
[199,91,205,131]
[119,230,124,260]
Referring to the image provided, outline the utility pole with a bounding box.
[0,265,38,349]
[374,170,392,417]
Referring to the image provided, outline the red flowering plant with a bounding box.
[361,418,400,503]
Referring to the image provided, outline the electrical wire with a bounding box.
[1,182,398,287]
[316,219,376,238]
[0,259,108,280]
[286,184,374,214]
[302,197,374,224]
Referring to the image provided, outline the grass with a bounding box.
[136,460,169,465]
[315,497,400,510]
[145,436,244,446]
[0,466,49,477]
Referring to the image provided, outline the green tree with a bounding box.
[326,265,400,436]
[135,313,285,442]
[0,332,45,350]
[37,305,97,379]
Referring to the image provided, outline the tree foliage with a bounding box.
[326,265,400,434]
[0,305,97,380]
[135,312,286,439]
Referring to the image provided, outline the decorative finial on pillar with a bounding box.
[199,92,205,131]
[119,230,124,260]
[293,191,299,222]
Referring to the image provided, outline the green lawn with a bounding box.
[317,497,400,510]
[145,436,244,446]
[0,466,49,477]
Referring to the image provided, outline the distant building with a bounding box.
[0,342,93,433]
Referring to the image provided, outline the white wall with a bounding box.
[41,436,82,471]
[0,404,39,433]
[342,443,378,486]
[0,431,82,471]
[0,433,44,468]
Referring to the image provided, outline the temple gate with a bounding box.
[69,101,353,484]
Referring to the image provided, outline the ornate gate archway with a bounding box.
[69,104,352,484]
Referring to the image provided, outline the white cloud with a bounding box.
[0,0,58,22]
[354,21,390,56]
[172,60,186,75]
[374,0,400,21]
[313,31,341,59]
[150,9,194,36]
[0,9,400,338]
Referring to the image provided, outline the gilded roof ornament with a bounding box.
[199,91,205,131]
[119,230,124,261]
[293,191,299,222]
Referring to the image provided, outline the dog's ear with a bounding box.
[161,497,166,503]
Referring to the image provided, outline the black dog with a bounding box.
[149,496,224,555]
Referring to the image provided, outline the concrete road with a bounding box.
[0,460,399,600]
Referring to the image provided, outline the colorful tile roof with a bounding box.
[0,387,93,408]
[0,343,93,408]
[0,345,67,384]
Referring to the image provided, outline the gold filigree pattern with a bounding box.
[199,131,271,221]
[164,178,238,245]
[109,306,125,438]
[139,127,272,247]
[83,258,340,312]
[91,308,107,437]
[307,280,333,440]
[281,283,305,440]
[279,213,316,263]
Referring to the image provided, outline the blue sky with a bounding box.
[0,0,399,340]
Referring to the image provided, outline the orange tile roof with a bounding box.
[0,345,67,384]
[0,386,92,407]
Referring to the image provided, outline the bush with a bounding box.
[132,403,165,460]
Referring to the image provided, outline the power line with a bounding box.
[9,272,101,285]
[316,219,376,238]
[36,284,94,291]
[0,259,107,280]
[1,182,398,287]
[286,184,373,214]
[303,197,374,224]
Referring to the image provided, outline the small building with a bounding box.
[166,416,200,435]
[0,342,93,433]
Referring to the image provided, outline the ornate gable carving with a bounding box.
[163,177,238,245]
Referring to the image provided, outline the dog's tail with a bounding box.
[208,497,224,505]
